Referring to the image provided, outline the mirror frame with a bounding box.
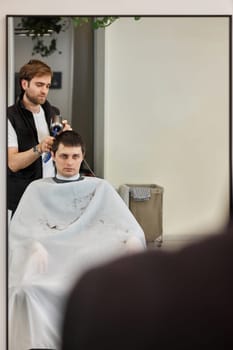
[5,14,233,350]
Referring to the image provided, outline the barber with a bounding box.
[8,59,71,215]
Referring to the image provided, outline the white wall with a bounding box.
[103,16,229,236]
[0,1,232,350]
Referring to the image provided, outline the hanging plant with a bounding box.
[16,16,69,57]
[16,16,141,57]
[71,16,141,29]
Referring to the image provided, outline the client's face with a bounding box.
[52,143,84,178]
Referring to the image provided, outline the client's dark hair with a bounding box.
[52,130,86,155]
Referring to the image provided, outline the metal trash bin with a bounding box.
[119,184,164,244]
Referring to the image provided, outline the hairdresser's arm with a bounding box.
[8,136,54,172]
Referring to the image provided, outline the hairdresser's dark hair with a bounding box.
[52,130,86,155]
[19,59,53,93]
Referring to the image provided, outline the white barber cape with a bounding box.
[9,176,146,350]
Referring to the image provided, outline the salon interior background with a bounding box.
[1,1,233,350]
[9,15,230,238]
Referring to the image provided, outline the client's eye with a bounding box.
[60,154,68,159]
[72,155,80,160]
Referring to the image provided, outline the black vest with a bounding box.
[7,99,60,213]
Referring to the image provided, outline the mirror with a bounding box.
[7,14,232,349]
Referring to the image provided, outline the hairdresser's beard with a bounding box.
[25,91,47,106]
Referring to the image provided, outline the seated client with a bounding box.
[8,130,146,350]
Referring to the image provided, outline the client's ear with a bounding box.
[51,151,55,161]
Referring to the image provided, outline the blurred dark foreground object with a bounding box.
[62,220,233,350]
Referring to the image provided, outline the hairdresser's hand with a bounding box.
[39,136,55,153]
[62,119,72,132]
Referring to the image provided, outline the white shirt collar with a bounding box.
[56,173,80,181]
